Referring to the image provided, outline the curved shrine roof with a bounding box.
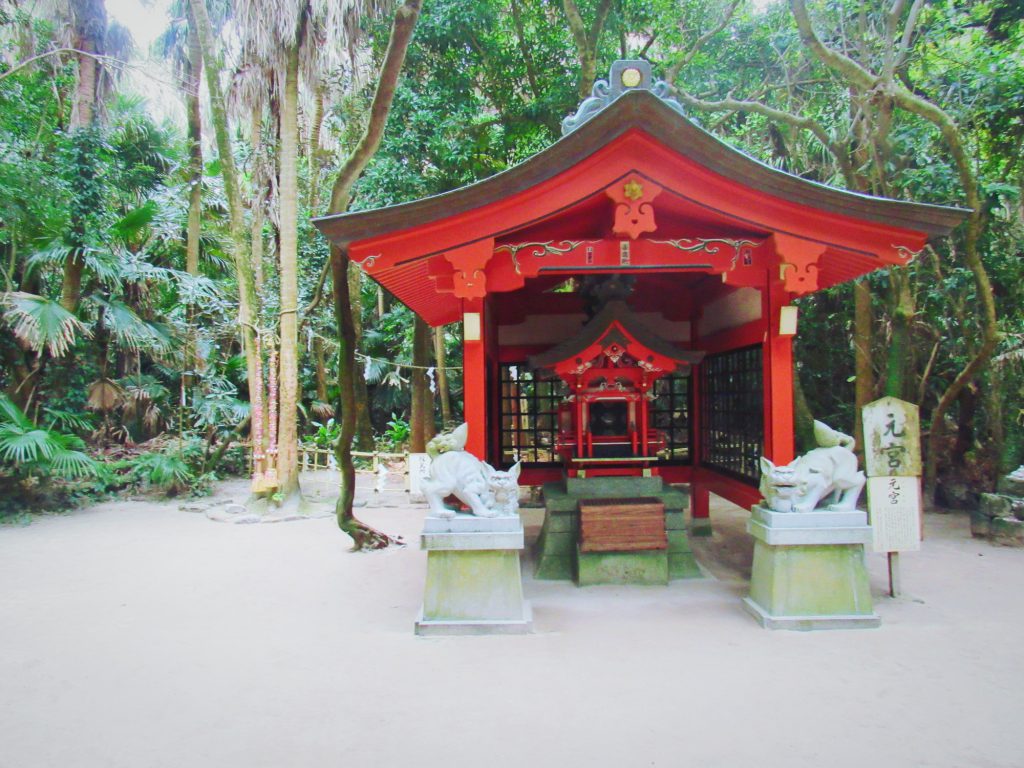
[314,90,966,249]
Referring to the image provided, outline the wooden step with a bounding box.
[579,497,667,552]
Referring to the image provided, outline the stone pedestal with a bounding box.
[972,467,1024,547]
[743,505,880,630]
[415,514,532,636]
[535,478,699,584]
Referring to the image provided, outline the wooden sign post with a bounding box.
[862,397,922,597]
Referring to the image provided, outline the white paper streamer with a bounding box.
[427,366,436,394]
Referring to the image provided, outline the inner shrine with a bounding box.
[314,60,964,586]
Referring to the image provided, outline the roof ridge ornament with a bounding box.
[561,60,686,135]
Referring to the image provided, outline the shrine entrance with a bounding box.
[314,60,964,584]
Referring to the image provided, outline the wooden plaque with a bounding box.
[578,497,667,552]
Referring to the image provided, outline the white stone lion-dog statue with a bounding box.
[759,421,866,513]
[421,423,521,519]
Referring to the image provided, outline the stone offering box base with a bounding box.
[744,505,879,630]
[535,476,700,585]
[416,514,532,636]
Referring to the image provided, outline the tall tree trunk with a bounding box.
[184,9,203,389]
[328,0,421,549]
[884,266,914,401]
[793,366,816,454]
[308,84,325,212]
[61,0,107,313]
[347,262,375,449]
[188,0,261,480]
[853,277,874,457]
[276,43,301,501]
[562,0,614,98]
[410,316,434,452]
[433,325,452,426]
[313,336,329,403]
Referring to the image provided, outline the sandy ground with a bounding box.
[1,473,1022,768]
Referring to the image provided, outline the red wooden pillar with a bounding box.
[462,297,487,459]
[763,233,819,466]
[445,239,494,460]
[690,307,709,521]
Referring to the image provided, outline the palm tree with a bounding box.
[232,0,380,505]
[186,0,262,488]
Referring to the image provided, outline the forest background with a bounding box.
[1,0,1021,532]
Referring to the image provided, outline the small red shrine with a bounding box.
[314,60,967,523]
[529,296,704,475]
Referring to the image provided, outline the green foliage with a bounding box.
[381,414,411,451]
[131,451,193,492]
[0,394,97,478]
[311,418,341,448]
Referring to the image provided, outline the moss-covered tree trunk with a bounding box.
[61,0,107,314]
[188,0,261,466]
[410,315,435,452]
[853,278,874,458]
[184,8,203,390]
[347,262,374,449]
[433,326,452,427]
[562,0,613,98]
[276,42,301,501]
[326,0,421,550]
[884,267,915,402]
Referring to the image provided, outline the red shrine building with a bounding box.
[315,60,965,526]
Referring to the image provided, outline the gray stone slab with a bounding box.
[664,511,687,530]
[751,504,867,529]
[422,514,522,534]
[421,527,525,551]
[415,602,533,636]
[747,520,872,546]
[567,475,664,496]
[742,597,880,631]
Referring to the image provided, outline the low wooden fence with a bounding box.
[298,444,412,495]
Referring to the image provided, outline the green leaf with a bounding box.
[0,292,90,357]
[0,425,57,463]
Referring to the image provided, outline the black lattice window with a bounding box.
[499,365,567,465]
[650,374,691,462]
[700,345,763,484]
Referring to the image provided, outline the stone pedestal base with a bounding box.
[535,478,698,584]
[415,514,532,636]
[577,546,668,586]
[745,505,879,631]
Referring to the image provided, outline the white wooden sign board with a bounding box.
[407,453,432,498]
[863,396,921,478]
[867,476,922,552]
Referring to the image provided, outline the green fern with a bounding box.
[0,395,98,479]
[133,452,193,489]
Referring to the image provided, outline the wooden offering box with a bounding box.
[578,497,667,552]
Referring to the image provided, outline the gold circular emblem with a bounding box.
[621,67,642,88]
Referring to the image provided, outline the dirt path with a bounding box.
[1,480,1021,768]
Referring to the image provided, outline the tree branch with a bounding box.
[788,0,1000,499]
[665,0,742,83]
[671,87,857,186]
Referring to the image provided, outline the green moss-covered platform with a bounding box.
[534,476,700,585]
